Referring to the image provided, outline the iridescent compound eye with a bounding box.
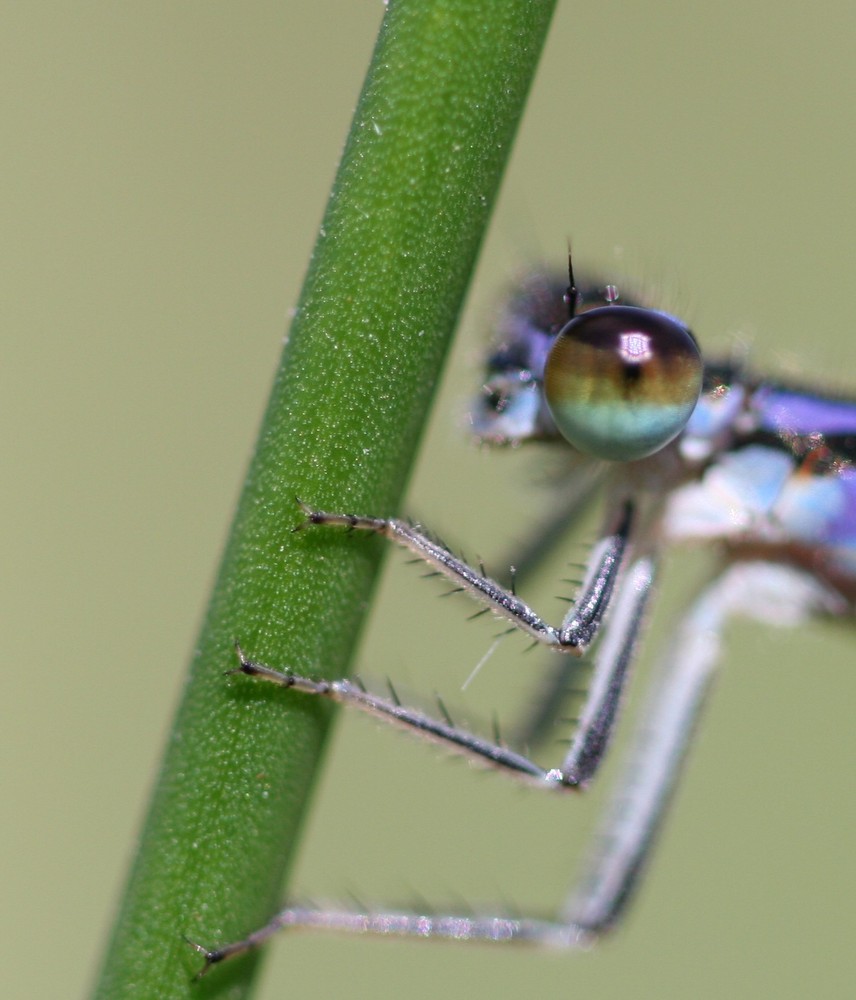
[543,305,703,461]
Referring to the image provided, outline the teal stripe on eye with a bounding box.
[547,401,700,461]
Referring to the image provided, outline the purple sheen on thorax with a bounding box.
[825,467,856,547]
[753,388,856,436]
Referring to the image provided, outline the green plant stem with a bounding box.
[91,2,556,996]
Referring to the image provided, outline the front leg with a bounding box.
[294,498,634,653]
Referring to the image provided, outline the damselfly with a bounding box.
[193,256,856,972]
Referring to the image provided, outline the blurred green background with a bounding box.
[3,3,855,998]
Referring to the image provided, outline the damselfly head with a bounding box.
[469,269,703,461]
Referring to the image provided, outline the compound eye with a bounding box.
[543,305,703,461]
